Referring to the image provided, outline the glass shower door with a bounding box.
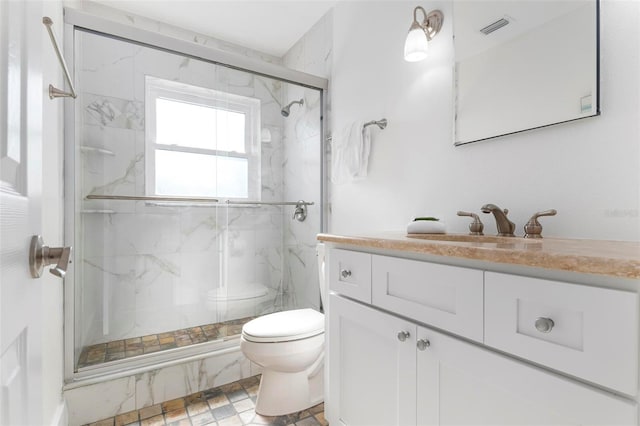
[71,27,322,373]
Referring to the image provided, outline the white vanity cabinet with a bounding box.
[326,248,639,426]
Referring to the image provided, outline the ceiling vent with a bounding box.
[480,18,510,35]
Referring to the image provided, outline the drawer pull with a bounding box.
[417,339,431,350]
[534,317,555,333]
[340,269,352,279]
[397,331,410,342]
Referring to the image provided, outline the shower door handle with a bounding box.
[29,235,73,278]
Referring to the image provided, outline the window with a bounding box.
[145,76,261,200]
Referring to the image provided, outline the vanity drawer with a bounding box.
[485,272,639,395]
[328,249,372,303]
[372,255,484,342]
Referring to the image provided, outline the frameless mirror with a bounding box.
[453,0,599,145]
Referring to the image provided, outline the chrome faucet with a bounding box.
[481,204,516,237]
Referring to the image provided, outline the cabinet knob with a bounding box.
[416,339,430,351]
[340,269,352,279]
[534,317,555,333]
[397,331,410,342]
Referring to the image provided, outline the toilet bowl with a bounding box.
[241,308,324,415]
[239,244,327,416]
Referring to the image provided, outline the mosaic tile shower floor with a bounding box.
[85,375,327,426]
[77,317,254,369]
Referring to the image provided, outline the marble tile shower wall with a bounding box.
[281,10,333,311]
[77,31,286,348]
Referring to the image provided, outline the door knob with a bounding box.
[29,235,72,278]
[340,269,352,279]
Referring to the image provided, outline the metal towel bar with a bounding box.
[363,118,388,130]
[85,194,314,206]
[225,200,314,206]
[86,195,220,203]
[43,16,77,99]
[327,118,388,141]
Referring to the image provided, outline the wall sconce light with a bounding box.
[404,6,444,62]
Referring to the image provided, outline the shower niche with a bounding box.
[67,27,324,375]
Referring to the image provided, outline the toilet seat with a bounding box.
[242,308,324,343]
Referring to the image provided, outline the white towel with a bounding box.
[331,121,371,184]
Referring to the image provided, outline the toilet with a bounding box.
[240,244,327,416]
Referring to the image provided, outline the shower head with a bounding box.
[281,98,304,117]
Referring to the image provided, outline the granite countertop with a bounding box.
[317,232,640,280]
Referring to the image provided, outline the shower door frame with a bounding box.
[62,7,329,384]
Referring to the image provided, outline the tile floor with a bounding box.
[84,375,327,426]
[77,317,254,369]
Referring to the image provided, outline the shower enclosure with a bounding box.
[63,10,326,380]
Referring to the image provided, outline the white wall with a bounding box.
[41,1,67,424]
[330,0,640,241]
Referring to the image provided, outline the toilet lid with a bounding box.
[242,308,324,343]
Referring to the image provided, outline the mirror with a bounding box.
[453,1,599,145]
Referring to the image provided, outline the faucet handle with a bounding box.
[524,209,557,239]
[457,211,484,235]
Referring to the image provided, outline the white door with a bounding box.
[327,294,416,426]
[0,1,44,424]
[416,325,637,426]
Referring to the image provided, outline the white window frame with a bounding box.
[144,76,261,200]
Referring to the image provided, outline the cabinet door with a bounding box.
[416,326,636,426]
[327,294,416,426]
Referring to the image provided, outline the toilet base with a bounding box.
[254,366,324,416]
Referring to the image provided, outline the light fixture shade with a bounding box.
[404,25,429,62]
